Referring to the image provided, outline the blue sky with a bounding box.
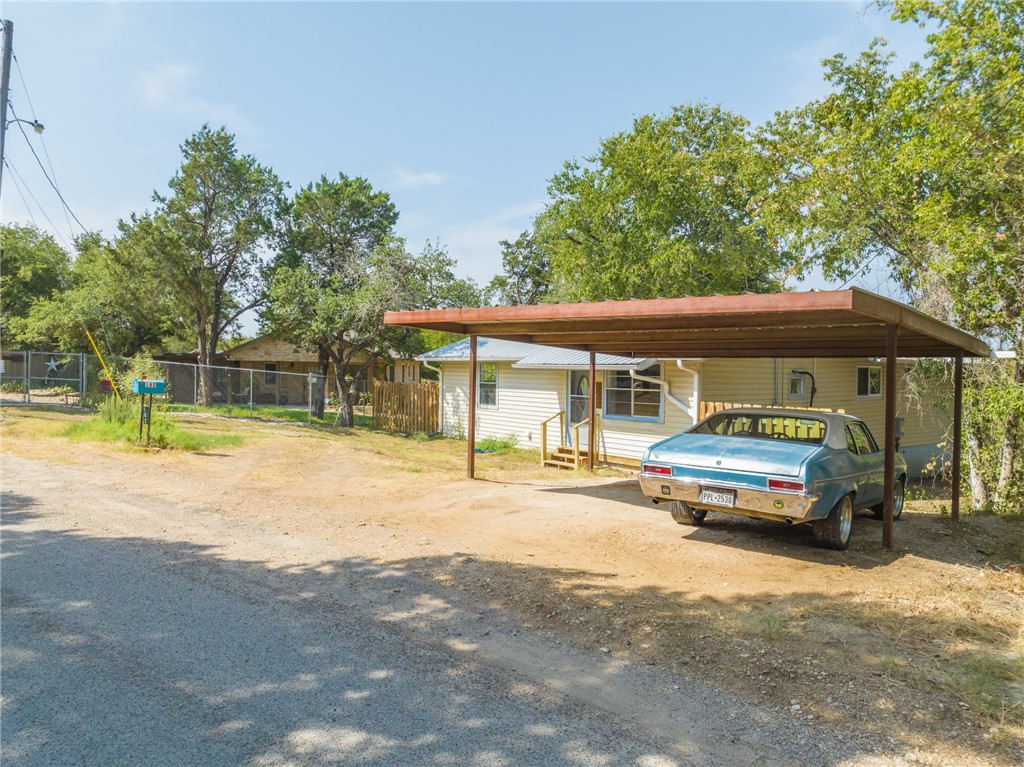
[1,1,929,304]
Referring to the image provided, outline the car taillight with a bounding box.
[768,479,804,492]
[643,464,672,476]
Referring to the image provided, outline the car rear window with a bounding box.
[691,413,827,445]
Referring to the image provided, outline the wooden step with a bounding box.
[544,445,590,469]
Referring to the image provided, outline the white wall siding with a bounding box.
[596,364,697,461]
[439,358,950,474]
[441,363,564,448]
[441,362,697,461]
[700,358,951,477]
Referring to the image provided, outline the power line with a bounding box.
[9,103,87,233]
[5,157,72,250]
[5,157,39,228]
[5,156,120,354]
[12,52,73,237]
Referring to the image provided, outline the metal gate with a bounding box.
[0,351,86,405]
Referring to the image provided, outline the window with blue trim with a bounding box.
[604,365,662,420]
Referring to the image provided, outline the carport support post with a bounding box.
[883,323,898,550]
[587,352,596,471]
[467,334,477,479]
[951,351,963,521]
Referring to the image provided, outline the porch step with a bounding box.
[544,445,589,470]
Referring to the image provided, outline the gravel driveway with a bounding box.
[0,453,957,766]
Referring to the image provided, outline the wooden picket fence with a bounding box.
[698,401,844,419]
[373,380,439,434]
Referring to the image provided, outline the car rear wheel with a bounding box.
[814,494,853,550]
[871,480,905,521]
[669,501,707,526]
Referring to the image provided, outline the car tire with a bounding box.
[814,494,853,550]
[871,479,905,521]
[669,501,707,526]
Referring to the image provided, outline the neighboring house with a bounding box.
[418,338,951,477]
[220,336,419,387]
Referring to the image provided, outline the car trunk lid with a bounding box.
[648,434,819,478]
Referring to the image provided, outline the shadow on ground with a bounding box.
[2,496,1021,767]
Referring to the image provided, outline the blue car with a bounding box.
[638,408,907,550]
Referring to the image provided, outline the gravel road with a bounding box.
[2,454,904,766]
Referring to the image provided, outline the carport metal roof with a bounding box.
[385,288,990,550]
[386,288,990,359]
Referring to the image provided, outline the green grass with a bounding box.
[65,399,243,451]
[476,435,520,455]
[161,402,373,428]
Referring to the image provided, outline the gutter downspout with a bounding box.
[423,360,443,434]
[676,360,700,422]
[630,361,698,420]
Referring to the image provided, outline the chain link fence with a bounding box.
[0,351,86,405]
[0,350,339,421]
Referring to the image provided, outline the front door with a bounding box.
[567,371,602,446]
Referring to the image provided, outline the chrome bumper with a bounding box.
[638,474,820,521]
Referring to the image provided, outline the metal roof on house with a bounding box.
[418,338,541,362]
[514,347,656,371]
[417,337,654,370]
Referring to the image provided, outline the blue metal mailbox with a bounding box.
[132,379,166,395]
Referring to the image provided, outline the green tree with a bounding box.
[148,125,283,403]
[266,173,400,420]
[542,103,793,301]
[266,237,423,426]
[485,230,551,306]
[0,224,71,346]
[406,240,483,362]
[755,0,1024,508]
[12,228,177,357]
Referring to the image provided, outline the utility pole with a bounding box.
[0,19,13,198]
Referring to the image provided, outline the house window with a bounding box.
[788,373,805,398]
[604,365,662,421]
[857,366,882,397]
[264,363,277,385]
[477,362,497,408]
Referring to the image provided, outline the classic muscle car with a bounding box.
[638,408,907,550]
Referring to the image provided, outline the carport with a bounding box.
[385,288,991,549]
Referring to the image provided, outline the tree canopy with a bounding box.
[1,225,71,346]
[540,103,793,301]
[146,125,283,401]
[753,0,1024,508]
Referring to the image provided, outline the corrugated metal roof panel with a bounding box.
[514,347,655,370]
[417,337,653,370]
[417,337,540,362]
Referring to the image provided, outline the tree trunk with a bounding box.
[334,372,354,427]
[196,322,213,406]
[965,429,989,510]
[994,344,1024,507]
[994,418,1016,507]
[313,345,329,420]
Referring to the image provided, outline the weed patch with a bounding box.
[65,400,242,452]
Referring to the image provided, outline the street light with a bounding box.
[8,116,43,134]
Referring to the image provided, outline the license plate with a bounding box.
[700,487,735,507]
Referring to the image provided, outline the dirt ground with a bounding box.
[3,407,1022,766]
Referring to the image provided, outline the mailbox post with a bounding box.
[132,378,166,445]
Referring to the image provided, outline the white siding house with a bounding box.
[419,338,950,477]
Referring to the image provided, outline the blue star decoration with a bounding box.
[46,357,59,374]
